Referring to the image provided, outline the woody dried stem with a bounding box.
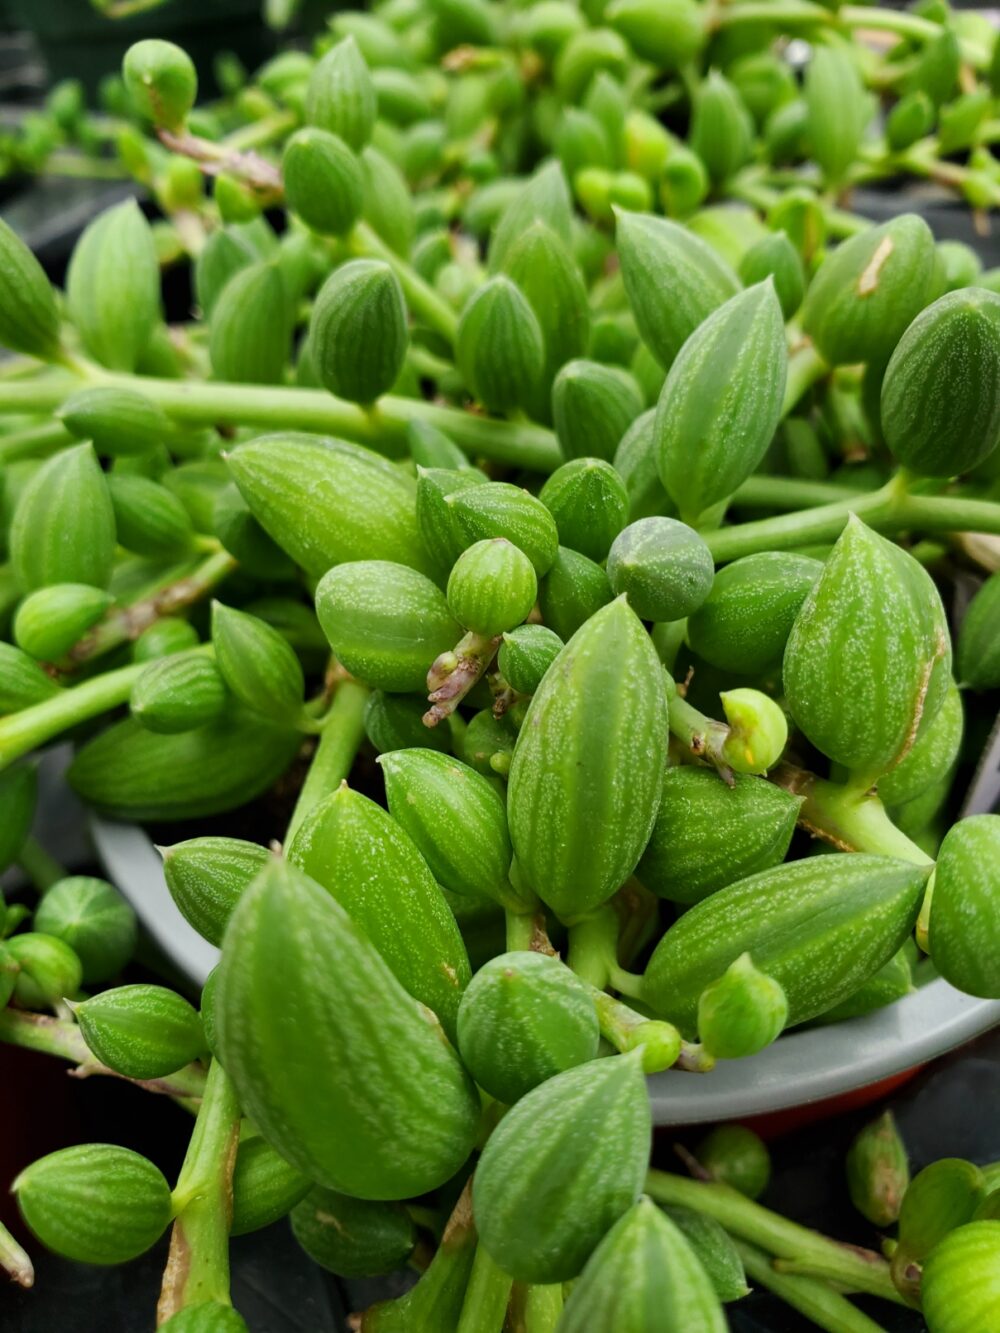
[0,1008,206,1102]
[61,548,236,669]
[156,126,284,201]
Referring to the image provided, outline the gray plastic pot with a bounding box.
[89,710,1000,1127]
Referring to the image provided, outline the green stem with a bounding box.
[0,355,51,380]
[351,222,460,349]
[589,986,685,1072]
[16,836,67,892]
[0,661,144,771]
[64,549,236,667]
[712,0,833,31]
[284,679,369,844]
[726,171,869,241]
[408,343,456,382]
[158,1059,241,1321]
[365,1180,477,1331]
[43,152,130,181]
[893,143,1000,205]
[733,475,862,512]
[644,1171,904,1306]
[668,693,732,773]
[566,904,620,984]
[222,110,297,153]
[456,1242,513,1333]
[782,343,829,418]
[825,207,871,240]
[0,420,71,462]
[736,1241,890,1333]
[504,908,551,951]
[521,1284,564,1332]
[0,1008,206,1100]
[0,1218,34,1289]
[0,376,562,473]
[705,482,1000,564]
[838,4,989,68]
[772,764,933,866]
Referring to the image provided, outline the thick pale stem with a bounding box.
[283,680,370,845]
[644,1171,904,1306]
[668,694,733,779]
[158,1059,241,1323]
[359,1180,477,1332]
[589,987,684,1073]
[0,420,71,462]
[456,1242,513,1333]
[351,222,460,349]
[736,1241,890,1333]
[504,909,554,952]
[733,476,863,512]
[782,343,829,418]
[0,662,145,771]
[772,764,933,866]
[705,483,1000,564]
[521,1284,564,1332]
[0,377,563,473]
[0,1009,206,1100]
[566,905,620,985]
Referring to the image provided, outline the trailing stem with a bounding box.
[158,1059,242,1322]
[771,763,933,866]
[283,678,370,845]
[644,1171,905,1306]
[705,480,1000,564]
[736,1240,891,1333]
[0,1008,206,1102]
[0,376,563,473]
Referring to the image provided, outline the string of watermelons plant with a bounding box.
[1,5,1000,1330]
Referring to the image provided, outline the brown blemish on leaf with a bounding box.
[858,235,894,296]
[315,1209,349,1237]
[892,625,949,771]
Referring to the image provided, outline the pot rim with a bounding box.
[89,813,1000,1127]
